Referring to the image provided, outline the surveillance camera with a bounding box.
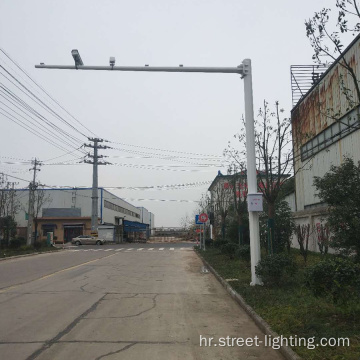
[71,49,84,66]
[109,57,115,66]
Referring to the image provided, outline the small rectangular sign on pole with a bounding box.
[247,193,263,212]
[195,215,202,225]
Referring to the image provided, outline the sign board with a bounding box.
[90,230,98,237]
[195,215,202,225]
[247,193,263,212]
[199,213,208,223]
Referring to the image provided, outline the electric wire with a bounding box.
[0,48,98,138]
[108,140,222,158]
[0,78,86,147]
[0,110,74,153]
[0,98,87,154]
[0,64,88,139]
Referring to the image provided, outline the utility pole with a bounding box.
[9,182,18,218]
[84,138,110,234]
[26,159,41,246]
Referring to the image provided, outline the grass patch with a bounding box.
[0,245,60,259]
[198,247,360,360]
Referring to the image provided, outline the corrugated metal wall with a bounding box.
[292,37,360,211]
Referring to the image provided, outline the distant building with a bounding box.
[14,187,154,243]
[208,170,290,239]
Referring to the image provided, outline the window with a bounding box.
[104,200,140,218]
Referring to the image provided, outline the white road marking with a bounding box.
[68,246,193,252]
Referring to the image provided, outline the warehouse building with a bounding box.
[14,187,154,243]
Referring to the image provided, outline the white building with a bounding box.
[290,34,360,252]
[14,187,154,243]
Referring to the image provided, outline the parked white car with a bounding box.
[71,235,106,246]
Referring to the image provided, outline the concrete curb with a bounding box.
[196,251,302,360]
[0,248,64,262]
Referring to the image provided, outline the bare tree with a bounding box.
[0,174,20,247]
[210,178,233,240]
[225,101,295,253]
[31,188,51,245]
[227,162,248,245]
[305,1,360,115]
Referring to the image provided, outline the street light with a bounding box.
[71,49,84,66]
[35,55,263,286]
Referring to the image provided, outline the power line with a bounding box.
[108,140,222,158]
[0,48,98,138]
[0,80,86,147]
[0,85,88,154]
[0,64,88,139]
[0,109,74,153]
[0,97,87,153]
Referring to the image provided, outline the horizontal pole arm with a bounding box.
[35,64,244,74]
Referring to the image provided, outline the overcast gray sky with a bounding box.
[0,0,333,227]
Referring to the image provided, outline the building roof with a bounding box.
[208,170,290,191]
[291,32,360,113]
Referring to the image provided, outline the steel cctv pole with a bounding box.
[242,59,262,285]
[35,58,262,285]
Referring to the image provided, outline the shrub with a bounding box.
[236,244,251,261]
[9,237,26,249]
[221,243,238,259]
[255,253,297,286]
[213,240,228,249]
[34,240,46,249]
[305,257,360,303]
[205,238,214,247]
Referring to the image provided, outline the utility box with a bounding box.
[46,232,54,246]
[247,193,263,212]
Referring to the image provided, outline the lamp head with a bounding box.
[71,49,84,66]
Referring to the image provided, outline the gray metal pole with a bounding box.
[26,181,33,246]
[203,223,206,251]
[35,64,243,74]
[91,140,98,232]
[242,59,262,286]
[26,159,39,246]
[199,223,201,249]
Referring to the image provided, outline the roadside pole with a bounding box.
[84,138,111,235]
[203,223,206,251]
[36,57,263,285]
[26,159,41,246]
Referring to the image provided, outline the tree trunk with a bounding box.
[238,214,244,245]
[221,215,226,240]
[34,218,38,246]
[268,202,275,255]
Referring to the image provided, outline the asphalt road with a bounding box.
[0,242,283,360]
